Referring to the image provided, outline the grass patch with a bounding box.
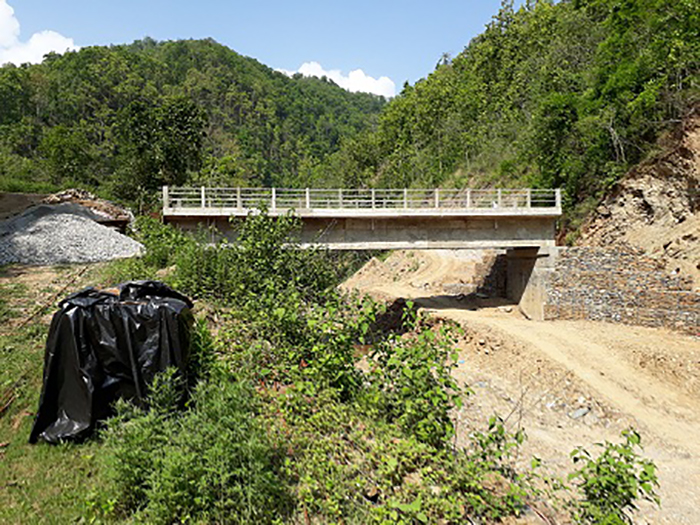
[0,283,29,323]
[0,177,60,195]
[0,323,103,524]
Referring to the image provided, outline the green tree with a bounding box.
[38,124,94,185]
[114,97,206,200]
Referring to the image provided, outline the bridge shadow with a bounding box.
[409,293,516,311]
[409,250,515,311]
[367,250,517,324]
[359,294,517,350]
[365,293,516,341]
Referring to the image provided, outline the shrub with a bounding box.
[569,428,660,524]
[131,216,191,269]
[223,209,339,307]
[171,238,240,300]
[362,305,463,448]
[185,317,217,388]
[97,370,291,524]
[264,388,532,524]
[218,292,381,400]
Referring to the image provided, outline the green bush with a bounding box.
[97,370,291,524]
[569,429,660,523]
[264,388,532,524]
[171,238,240,300]
[132,216,192,269]
[363,306,463,448]
[218,291,380,401]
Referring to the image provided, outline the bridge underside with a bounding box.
[166,215,557,250]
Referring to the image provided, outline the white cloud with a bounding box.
[0,0,77,65]
[279,61,395,98]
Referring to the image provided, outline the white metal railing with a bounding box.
[163,187,562,212]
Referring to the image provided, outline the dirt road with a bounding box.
[344,250,700,524]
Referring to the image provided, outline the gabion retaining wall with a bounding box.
[544,247,700,335]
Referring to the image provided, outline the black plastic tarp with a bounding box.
[29,281,194,444]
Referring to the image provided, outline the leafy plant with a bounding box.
[96,369,291,524]
[471,416,526,476]
[363,304,463,448]
[569,428,660,523]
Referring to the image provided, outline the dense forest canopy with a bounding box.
[0,38,385,202]
[0,0,698,217]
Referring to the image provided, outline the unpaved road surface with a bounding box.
[344,250,700,524]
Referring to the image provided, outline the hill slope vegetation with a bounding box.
[0,38,385,201]
[1,0,698,224]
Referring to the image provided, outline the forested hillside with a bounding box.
[0,38,385,202]
[321,0,699,219]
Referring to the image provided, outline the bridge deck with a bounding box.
[162,187,562,250]
[163,187,562,218]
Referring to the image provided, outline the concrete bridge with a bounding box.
[162,186,563,320]
[162,186,562,250]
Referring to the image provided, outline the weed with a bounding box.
[0,282,28,322]
[363,305,463,448]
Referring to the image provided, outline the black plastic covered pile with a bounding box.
[30,281,193,444]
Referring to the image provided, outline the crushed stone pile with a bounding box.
[0,203,143,266]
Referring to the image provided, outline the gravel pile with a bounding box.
[0,203,143,266]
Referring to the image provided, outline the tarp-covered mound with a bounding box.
[30,281,194,444]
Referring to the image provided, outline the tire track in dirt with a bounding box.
[439,310,700,456]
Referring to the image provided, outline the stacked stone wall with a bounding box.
[544,247,700,335]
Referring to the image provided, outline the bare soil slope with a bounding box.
[344,250,700,524]
[580,111,700,288]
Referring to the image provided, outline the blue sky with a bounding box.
[2,0,512,97]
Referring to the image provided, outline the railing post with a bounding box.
[497,188,502,208]
[466,189,471,208]
[371,188,376,209]
[236,187,242,209]
[201,186,206,208]
[305,188,310,209]
[162,186,169,210]
[526,189,532,208]
[555,188,562,209]
[271,188,276,211]
[403,188,408,209]
[338,188,343,208]
[434,188,439,208]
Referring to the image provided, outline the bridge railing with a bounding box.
[163,187,561,212]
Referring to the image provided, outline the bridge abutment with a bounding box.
[506,246,559,320]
